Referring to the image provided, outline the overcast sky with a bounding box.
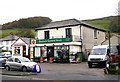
[0,0,119,24]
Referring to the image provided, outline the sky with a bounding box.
[0,0,119,24]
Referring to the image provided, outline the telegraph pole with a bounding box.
[108,31,111,54]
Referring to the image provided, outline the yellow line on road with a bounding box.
[32,77,47,80]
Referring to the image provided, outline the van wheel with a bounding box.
[102,62,106,68]
[22,66,27,72]
[88,63,92,68]
[6,66,10,71]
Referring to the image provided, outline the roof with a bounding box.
[21,37,31,45]
[0,35,19,41]
[36,19,106,32]
[11,37,32,47]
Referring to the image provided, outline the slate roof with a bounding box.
[0,35,19,41]
[21,37,31,45]
[36,19,106,32]
[11,37,33,47]
[36,19,81,30]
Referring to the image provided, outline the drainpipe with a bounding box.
[79,24,82,52]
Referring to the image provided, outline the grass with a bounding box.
[0,28,36,38]
[84,19,110,30]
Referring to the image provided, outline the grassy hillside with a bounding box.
[82,16,112,30]
[0,28,36,38]
[0,16,51,38]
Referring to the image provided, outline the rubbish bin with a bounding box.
[76,52,83,62]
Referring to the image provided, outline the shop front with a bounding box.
[30,38,82,63]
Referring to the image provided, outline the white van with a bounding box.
[87,45,118,68]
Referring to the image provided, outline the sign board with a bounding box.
[33,64,41,73]
[36,38,72,44]
[31,39,36,44]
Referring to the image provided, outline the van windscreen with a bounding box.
[91,48,106,55]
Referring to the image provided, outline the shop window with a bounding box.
[40,47,47,57]
[54,46,69,59]
[44,31,49,39]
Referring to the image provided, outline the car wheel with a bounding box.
[22,66,27,72]
[88,63,92,68]
[6,66,10,71]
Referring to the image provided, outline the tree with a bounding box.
[109,16,120,34]
[17,29,35,38]
[2,16,52,29]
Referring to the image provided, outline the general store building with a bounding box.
[30,19,106,62]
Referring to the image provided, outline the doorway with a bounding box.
[47,46,54,61]
[23,46,26,57]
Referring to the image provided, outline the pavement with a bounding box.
[1,63,119,80]
[1,68,39,76]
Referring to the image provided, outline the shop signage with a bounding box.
[30,39,36,44]
[36,38,72,44]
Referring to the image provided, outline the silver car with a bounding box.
[5,56,40,72]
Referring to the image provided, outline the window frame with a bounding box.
[65,28,72,38]
[94,30,97,39]
[44,31,50,39]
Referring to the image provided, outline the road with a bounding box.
[1,62,119,80]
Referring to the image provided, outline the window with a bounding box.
[15,47,20,54]
[66,28,72,38]
[44,31,49,39]
[94,30,97,39]
[54,46,69,59]
[0,42,2,45]
[15,58,19,62]
[8,58,13,62]
[6,47,9,50]
[6,41,9,45]
[40,47,47,57]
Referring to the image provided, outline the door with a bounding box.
[23,46,26,57]
[13,58,22,70]
[47,46,54,61]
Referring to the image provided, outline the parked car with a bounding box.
[0,53,8,67]
[5,56,41,72]
[0,52,12,58]
[0,57,7,67]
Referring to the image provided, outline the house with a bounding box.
[11,37,31,58]
[101,34,120,55]
[30,19,106,62]
[0,35,19,51]
[101,34,120,45]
